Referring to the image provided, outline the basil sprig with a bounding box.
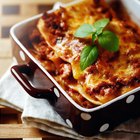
[74,18,119,70]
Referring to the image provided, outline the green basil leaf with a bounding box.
[98,30,119,52]
[93,18,109,34]
[74,24,94,38]
[92,33,97,42]
[96,27,104,35]
[80,46,98,70]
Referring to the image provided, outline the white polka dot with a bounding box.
[19,50,26,61]
[66,119,73,128]
[99,123,109,132]
[54,88,60,98]
[81,113,92,121]
[126,95,135,104]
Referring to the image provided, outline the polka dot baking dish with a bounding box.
[10,0,140,137]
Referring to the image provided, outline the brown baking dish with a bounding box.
[10,0,140,136]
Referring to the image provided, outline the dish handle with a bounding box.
[11,64,57,101]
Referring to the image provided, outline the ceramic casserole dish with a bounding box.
[10,0,140,136]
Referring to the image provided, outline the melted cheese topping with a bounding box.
[29,0,140,108]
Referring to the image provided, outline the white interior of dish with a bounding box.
[10,0,140,112]
[121,0,140,25]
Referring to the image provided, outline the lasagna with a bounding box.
[29,0,140,108]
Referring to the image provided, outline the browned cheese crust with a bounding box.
[29,0,140,108]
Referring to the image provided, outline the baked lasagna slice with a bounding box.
[29,0,140,108]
